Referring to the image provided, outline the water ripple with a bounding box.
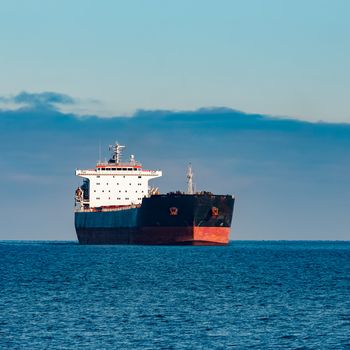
[1,241,349,349]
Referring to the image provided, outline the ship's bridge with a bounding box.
[75,143,162,209]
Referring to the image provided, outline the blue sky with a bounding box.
[1,0,350,121]
[0,2,349,240]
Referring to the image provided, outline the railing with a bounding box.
[74,204,141,213]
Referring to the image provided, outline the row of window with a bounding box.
[96,176,142,179]
[97,168,141,171]
[94,190,144,193]
[95,183,143,186]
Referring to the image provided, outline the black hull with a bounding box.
[75,193,234,245]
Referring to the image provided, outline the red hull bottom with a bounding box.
[138,227,230,245]
[76,226,230,245]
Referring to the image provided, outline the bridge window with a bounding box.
[128,168,132,171]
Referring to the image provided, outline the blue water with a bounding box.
[1,241,349,349]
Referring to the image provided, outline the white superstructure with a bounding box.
[75,143,162,209]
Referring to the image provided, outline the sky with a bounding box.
[0,1,349,241]
[0,0,350,121]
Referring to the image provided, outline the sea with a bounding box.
[1,241,349,349]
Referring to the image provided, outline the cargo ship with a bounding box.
[74,143,235,245]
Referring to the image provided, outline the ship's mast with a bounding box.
[109,143,125,164]
[187,163,194,194]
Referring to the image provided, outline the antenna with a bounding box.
[187,163,194,195]
[98,141,101,163]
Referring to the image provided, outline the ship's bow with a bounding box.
[138,193,234,245]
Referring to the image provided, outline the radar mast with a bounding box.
[109,143,125,164]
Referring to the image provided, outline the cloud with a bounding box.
[14,91,75,107]
[0,91,75,111]
[0,91,110,116]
